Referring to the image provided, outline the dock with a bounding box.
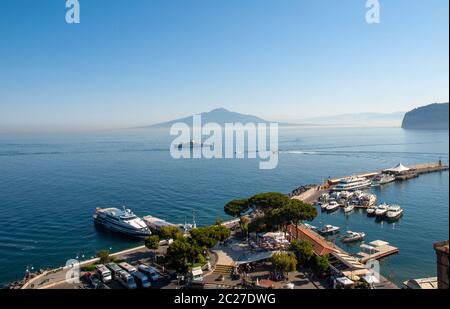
[327,161,448,185]
[357,240,399,264]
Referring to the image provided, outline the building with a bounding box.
[433,240,449,289]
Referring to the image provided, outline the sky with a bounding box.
[0,0,448,131]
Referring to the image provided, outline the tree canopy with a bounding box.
[145,235,160,251]
[224,199,250,217]
[271,252,297,277]
[290,240,314,266]
[190,225,231,248]
[165,238,204,273]
[159,226,183,240]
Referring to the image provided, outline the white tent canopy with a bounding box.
[383,163,411,173]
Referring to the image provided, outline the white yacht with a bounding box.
[386,205,403,220]
[342,231,365,243]
[326,201,340,212]
[93,207,151,238]
[374,203,390,217]
[343,204,355,213]
[319,225,340,235]
[372,174,396,186]
[333,176,372,192]
[366,206,376,216]
[359,193,377,207]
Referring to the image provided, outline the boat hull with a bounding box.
[93,215,151,238]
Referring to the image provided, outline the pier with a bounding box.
[356,240,399,264]
[326,161,448,185]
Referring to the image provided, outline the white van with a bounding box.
[118,262,137,273]
[95,264,112,283]
[132,271,151,288]
[138,264,159,282]
[117,270,137,289]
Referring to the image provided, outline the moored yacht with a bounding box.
[372,174,396,186]
[319,224,340,235]
[342,231,365,243]
[326,201,340,212]
[374,203,390,217]
[93,207,151,238]
[333,176,372,192]
[366,206,376,216]
[343,204,355,213]
[386,205,403,220]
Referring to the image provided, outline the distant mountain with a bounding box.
[292,112,405,127]
[147,108,291,127]
[402,103,449,130]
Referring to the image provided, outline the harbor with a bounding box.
[6,160,449,290]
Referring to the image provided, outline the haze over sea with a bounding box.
[0,127,448,286]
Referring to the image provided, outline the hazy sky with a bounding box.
[0,0,448,130]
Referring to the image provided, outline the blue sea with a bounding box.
[0,127,448,287]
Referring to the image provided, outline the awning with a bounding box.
[369,240,389,247]
[383,163,410,173]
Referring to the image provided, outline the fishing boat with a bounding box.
[319,225,340,235]
[342,231,365,243]
[343,204,355,213]
[386,205,403,220]
[326,201,340,212]
[375,203,390,217]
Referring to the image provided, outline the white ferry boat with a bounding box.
[332,176,372,192]
[93,207,151,238]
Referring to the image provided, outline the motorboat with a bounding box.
[93,207,152,238]
[319,225,340,235]
[386,205,403,220]
[342,231,365,243]
[366,206,376,216]
[319,202,329,211]
[304,223,318,230]
[343,204,355,213]
[374,204,390,217]
[359,194,377,207]
[326,201,340,212]
[372,174,396,186]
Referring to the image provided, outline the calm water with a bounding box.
[0,127,448,286]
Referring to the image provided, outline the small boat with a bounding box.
[343,204,355,213]
[366,206,376,216]
[375,203,389,217]
[342,231,365,243]
[319,225,340,235]
[304,223,318,230]
[372,174,396,186]
[319,203,329,211]
[359,194,377,207]
[326,201,340,212]
[386,205,403,220]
